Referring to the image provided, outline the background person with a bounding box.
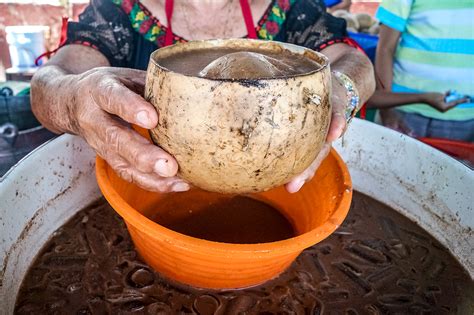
[373,0,474,141]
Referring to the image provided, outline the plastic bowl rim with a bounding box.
[95,148,352,256]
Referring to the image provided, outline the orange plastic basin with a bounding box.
[95,149,352,289]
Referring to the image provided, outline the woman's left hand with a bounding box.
[285,77,348,193]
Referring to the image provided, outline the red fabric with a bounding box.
[342,37,366,54]
[59,16,69,45]
[239,0,257,39]
[139,18,154,34]
[35,16,69,66]
[164,0,174,47]
[121,0,134,14]
[71,41,98,49]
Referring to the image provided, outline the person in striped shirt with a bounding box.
[368,0,473,142]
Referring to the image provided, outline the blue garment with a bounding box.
[376,0,474,121]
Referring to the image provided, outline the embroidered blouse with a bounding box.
[65,0,348,69]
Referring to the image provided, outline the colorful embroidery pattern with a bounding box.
[112,0,185,45]
[257,0,296,40]
[111,0,293,46]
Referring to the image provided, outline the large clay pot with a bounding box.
[145,39,331,193]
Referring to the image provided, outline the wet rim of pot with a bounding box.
[148,38,330,82]
[95,149,352,256]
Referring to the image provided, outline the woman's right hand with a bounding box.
[64,67,190,192]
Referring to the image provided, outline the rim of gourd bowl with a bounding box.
[148,38,330,81]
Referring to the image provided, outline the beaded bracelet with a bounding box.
[332,71,360,123]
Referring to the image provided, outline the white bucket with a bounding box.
[5,25,49,68]
[0,120,473,314]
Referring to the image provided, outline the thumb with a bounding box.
[446,96,470,107]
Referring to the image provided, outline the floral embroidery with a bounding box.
[118,0,133,14]
[135,11,145,21]
[112,0,183,44]
[278,0,290,11]
[265,21,279,35]
[272,6,281,17]
[112,0,294,46]
[258,28,268,38]
[256,0,296,41]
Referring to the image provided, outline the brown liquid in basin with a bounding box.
[15,193,473,314]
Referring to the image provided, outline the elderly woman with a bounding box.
[31,0,375,193]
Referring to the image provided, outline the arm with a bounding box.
[282,0,375,192]
[373,23,412,132]
[370,25,465,112]
[31,45,189,192]
[323,44,375,103]
[285,43,375,193]
[32,45,109,134]
[368,90,468,112]
[375,24,400,90]
[321,43,375,140]
[368,90,424,108]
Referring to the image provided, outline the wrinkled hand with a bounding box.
[422,92,469,112]
[285,77,347,193]
[69,67,189,192]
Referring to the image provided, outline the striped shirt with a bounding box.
[376,0,474,121]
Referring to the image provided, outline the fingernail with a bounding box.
[293,179,305,193]
[136,111,151,127]
[154,159,171,177]
[172,182,190,192]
